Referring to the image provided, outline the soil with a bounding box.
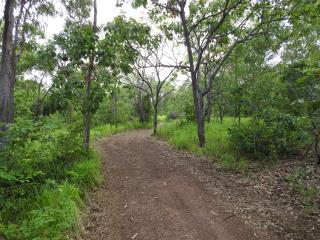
[81,130,320,240]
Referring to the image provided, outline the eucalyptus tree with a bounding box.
[0,0,56,129]
[0,0,15,131]
[54,5,150,150]
[132,0,299,146]
[127,41,176,135]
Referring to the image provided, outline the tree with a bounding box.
[127,41,176,135]
[0,0,15,131]
[54,10,150,151]
[133,0,298,146]
[0,0,56,130]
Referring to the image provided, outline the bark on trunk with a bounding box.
[219,105,224,124]
[315,135,320,165]
[153,102,158,136]
[192,82,205,147]
[137,89,146,123]
[0,0,15,131]
[111,91,118,128]
[83,106,91,152]
[205,91,212,123]
[218,90,224,124]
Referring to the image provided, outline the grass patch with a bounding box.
[91,121,152,141]
[157,117,250,171]
[1,183,84,240]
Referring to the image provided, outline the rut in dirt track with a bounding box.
[82,130,261,240]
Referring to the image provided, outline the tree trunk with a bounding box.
[0,0,15,131]
[137,89,145,123]
[83,77,92,152]
[111,91,118,128]
[218,90,224,124]
[179,5,205,147]
[205,91,212,123]
[82,0,97,152]
[153,102,158,136]
[192,83,205,147]
[312,124,320,165]
[219,105,224,124]
[315,134,320,165]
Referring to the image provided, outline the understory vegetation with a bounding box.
[158,118,249,171]
[0,113,147,239]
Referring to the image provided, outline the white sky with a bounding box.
[0,0,280,84]
[45,0,145,37]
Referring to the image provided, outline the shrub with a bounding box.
[166,112,180,120]
[1,183,84,240]
[0,114,102,240]
[183,102,195,122]
[158,118,249,171]
[229,110,309,160]
[68,151,103,190]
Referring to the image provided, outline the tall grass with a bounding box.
[158,117,250,171]
[91,121,152,141]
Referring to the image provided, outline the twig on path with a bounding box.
[132,232,138,239]
[224,213,236,220]
[210,210,218,215]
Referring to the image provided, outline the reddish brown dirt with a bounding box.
[81,130,272,240]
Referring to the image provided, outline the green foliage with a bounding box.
[91,121,152,141]
[286,168,320,213]
[2,183,83,240]
[183,101,195,122]
[14,80,39,117]
[220,153,248,172]
[158,118,249,171]
[93,88,135,126]
[0,114,102,240]
[67,151,103,190]
[229,109,309,160]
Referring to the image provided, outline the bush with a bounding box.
[1,183,83,240]
[67,151,103,189]
[183,102,195,122]
[0,114,102,240]
[166,112,180,120]
[229,110,309,160]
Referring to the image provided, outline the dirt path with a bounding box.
[82,130,267,240]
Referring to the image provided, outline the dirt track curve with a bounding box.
[82,130,268,240]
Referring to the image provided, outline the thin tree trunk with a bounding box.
[83,73,92,151]
[315,133,320,165]
[111,91,118,128]
[312,123,320,165]
[83,0,97,152]
[219,106,224,124]
[192,84,205,146]
[35,78,43,120]
[0,0,15,131]
[153,102,158,135]
[205,90,212,123]
[180,5,205,147]
[137,89,145,123]
[218,89,224,124]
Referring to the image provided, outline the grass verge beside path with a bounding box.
[0,116,151,240]
[157,118,249,171]
[91,121,152,141]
